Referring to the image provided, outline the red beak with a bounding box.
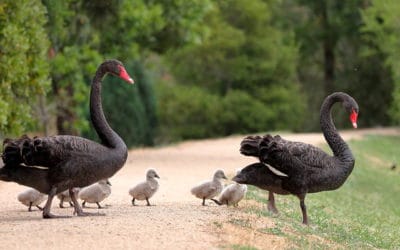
[350,109,358,129]
[118,65,134,84]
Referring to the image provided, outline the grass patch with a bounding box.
[213,221,223,229]
[230,245,259,250]
[243,135,400,249]
[228,218,252,228]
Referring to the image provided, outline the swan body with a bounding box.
[0,59,133,218]
[236,92,359,224]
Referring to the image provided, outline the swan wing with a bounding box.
[275,137,331,169]
[3,135,107,168]
[258,135,333,176]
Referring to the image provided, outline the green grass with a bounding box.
[229,245,259,250]
[243,135,400,249]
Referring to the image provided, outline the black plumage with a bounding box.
[235,92,359,224]
[0,59,133,218]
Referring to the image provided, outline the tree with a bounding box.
[0,0,50,136]
[362,0,400,124]
[281,0,394,129]
[162,0,305,138]
[81,0,212,146]
[39,0,213,146]
[42,0,102,135]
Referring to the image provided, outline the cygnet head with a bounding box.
[98,179,112,186]
[147,169,160,179]
[214,169,227,180]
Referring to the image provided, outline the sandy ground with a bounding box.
[0,128,398,250]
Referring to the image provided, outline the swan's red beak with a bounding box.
[350,109,358,129]
[118,65,134,84]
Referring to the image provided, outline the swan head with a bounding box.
[232,163,262,184]
[350,109,358,128]
[103,59,134,84]
[342,94,359,129]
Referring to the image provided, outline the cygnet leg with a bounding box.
[96,202,103,209]
[70,188,104,217]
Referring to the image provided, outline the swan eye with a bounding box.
[350,109,358,129]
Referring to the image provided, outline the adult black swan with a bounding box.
[0,59,133,218]
[235,92,359,224]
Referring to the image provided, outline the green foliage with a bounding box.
[41,0,103,135]
[230,244,259,250]
[83,61,157,147]
[1,0,398,144]
[0,0,50,136]
[156,84,305,142]
[156,84,220,142]
[39,0,211,143]
[243,135,400,249]
[160,0,305,141]
[50,46,102,134]
[282,0,394,130]
[362,0,400,125]
[169,0,300,94]
[92,0,212,58]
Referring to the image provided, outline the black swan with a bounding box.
[0,59,133,218]
[235,92,359,224]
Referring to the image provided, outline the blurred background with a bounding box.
[0,0,399,147]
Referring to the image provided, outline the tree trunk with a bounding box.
[321,2,335,94]
[53,80,78,135]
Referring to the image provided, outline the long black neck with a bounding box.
[90,67,126,150]
[320,92,354,164]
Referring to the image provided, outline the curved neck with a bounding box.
[320,93,354,163]
[90,68,126,149]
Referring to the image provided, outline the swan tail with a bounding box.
[258,134,280,163]
[1,135,31,166]
[2,136,52,167]
[240,135,262,157]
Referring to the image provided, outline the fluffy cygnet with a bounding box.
[129,169,160,206]
[17,188,47,212]
[191,169,227,205]
[212,182,247,206]
[78,179,111,208]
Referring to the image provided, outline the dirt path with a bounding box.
[0,128,398,249]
